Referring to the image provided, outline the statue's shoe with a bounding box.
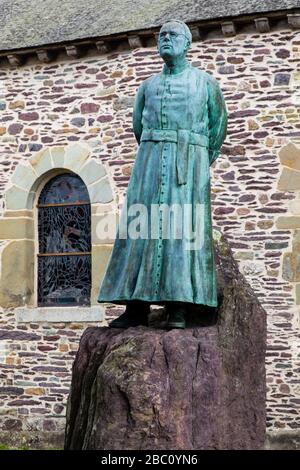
[166,309,186,329]
[109,310,149,328]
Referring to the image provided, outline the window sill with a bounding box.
[15,306,105,323]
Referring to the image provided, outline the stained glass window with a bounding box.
[37,173,91,307]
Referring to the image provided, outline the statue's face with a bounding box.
[158,22,189,60]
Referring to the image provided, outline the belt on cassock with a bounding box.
[140,129,209,185]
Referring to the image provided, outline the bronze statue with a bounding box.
[98,20,227,329]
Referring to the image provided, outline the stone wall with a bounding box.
[0,26,300,445]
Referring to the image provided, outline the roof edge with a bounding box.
[0,9,299,66]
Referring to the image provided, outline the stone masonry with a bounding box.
[0,26,300,446]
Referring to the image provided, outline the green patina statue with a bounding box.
[98,19,227,329]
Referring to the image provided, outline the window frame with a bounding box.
[35,171,92,308]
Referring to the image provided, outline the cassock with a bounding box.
[98,63,227,307]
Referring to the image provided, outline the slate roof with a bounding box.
[0,0,299,52]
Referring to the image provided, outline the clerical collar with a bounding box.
[162,61,190,75]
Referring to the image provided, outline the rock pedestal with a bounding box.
[65,235,266,450]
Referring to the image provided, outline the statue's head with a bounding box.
[158,20,192,61]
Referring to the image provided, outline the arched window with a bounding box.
[37,173,91,306]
